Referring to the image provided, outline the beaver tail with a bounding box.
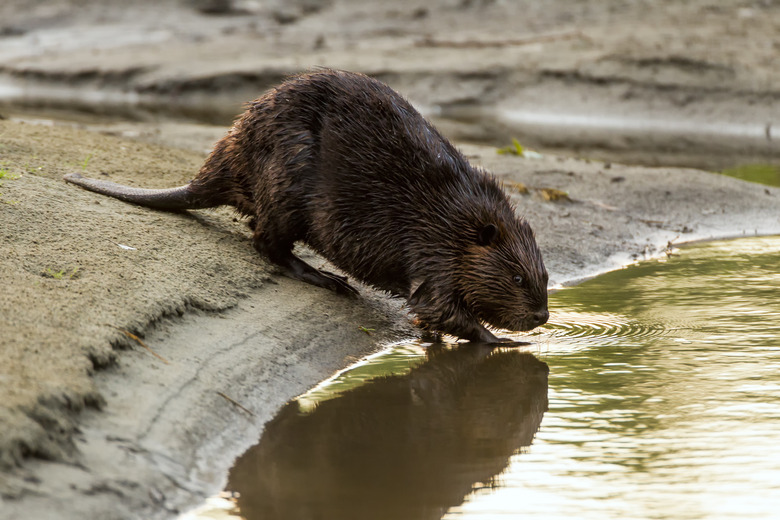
[63,172,216,211]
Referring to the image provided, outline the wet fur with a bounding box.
[64,69,548,342]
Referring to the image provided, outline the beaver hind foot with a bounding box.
[253,239,358,297]
[276,252,359,297]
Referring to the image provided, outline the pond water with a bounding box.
[184,235,780,520]
[719,164,780,188]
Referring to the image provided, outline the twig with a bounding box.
[108,325,170,364]
[217,391,255,417]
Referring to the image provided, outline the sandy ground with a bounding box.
[0,0,779,518]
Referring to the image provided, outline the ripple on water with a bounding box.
[532,310,670,343]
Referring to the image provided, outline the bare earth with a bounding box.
[0,1,779,518]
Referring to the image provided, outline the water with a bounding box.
[4,90,777,173]
[500,109,770,140]
[719,163,780,188]
[434,104,778,172]
[450,235,780,520]
[186,235,780,520]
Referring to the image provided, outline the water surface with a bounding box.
[187,235,780,520]
[720,163,780,187]
[450,235,780,520]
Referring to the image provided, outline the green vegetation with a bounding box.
[81,153,93,171]
[42,267,80,280]
[497,138,524,156]
[0,168,20,182]
[720,163,780,187]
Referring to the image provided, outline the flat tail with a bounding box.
[63,172,213,211]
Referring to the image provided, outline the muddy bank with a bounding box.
[0,118,411,517]
[0,119,263,468]
[1,116,778,518]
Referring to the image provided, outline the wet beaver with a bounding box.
[64,69,548,343]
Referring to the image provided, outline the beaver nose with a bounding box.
[531,309,549,327]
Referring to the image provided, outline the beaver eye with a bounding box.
[513,274,523,286]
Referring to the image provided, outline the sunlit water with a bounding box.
[185,235,780,520]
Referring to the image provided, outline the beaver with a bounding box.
[64,69,549,343]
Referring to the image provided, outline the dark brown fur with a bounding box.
[64,69,549,342]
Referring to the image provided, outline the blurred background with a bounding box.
[1,0,778,173]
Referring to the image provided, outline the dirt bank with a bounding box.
[0,118,412,517]
[1,0,779,518]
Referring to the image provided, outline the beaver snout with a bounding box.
[531,309,549,328]
[519,308,549,331]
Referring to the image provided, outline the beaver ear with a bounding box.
[477,223,499,246]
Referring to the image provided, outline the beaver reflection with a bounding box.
[226,344,549,520]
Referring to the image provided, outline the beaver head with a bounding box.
[457,220,549,333]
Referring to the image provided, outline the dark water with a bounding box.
[184,235,780,520]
